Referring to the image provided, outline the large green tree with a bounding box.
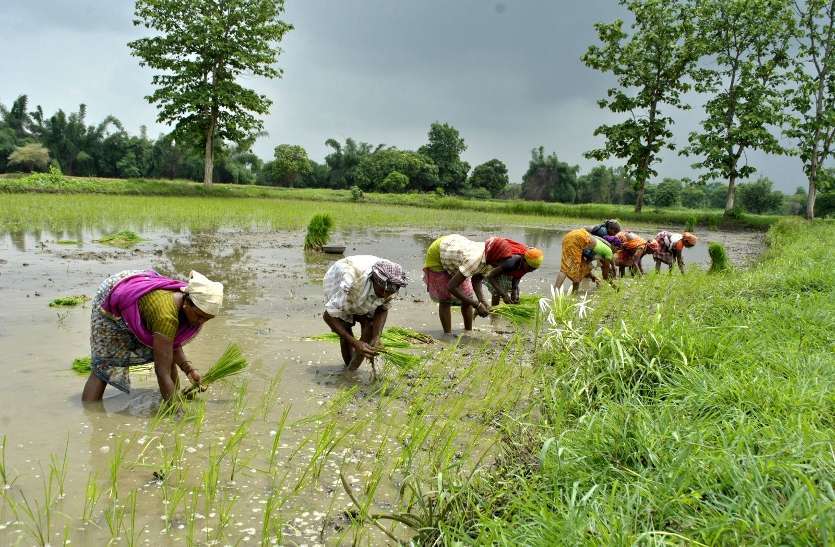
[521,147,579,202]
[129,0,292,186]
[683,0,793,215]
[583,0,699,213]
[323,138,383,188]
[786,0,835,218]
[468,159,509,197]
[354,148,439,192]
[418,122,470,193]
[262,144,311,187]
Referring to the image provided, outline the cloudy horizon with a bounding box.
[0,0,815,192]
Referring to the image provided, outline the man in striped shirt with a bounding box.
[322,255,408,370]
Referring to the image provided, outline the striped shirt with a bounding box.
[138,290,179,339]
[323,255,393,322]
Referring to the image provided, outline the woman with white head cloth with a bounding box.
[81,269,223,402]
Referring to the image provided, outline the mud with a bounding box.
[0,222,763,545]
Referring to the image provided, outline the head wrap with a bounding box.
[181,270,223,316]
[682,232,698,247]
[371,259,408,289]
[524,247,544,269]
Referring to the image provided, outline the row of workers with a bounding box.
[79,220,696,401]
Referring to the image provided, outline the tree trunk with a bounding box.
[203,117,215,186]
[806,177,817,220]
[724,174,737,214]
[634,179,645,213]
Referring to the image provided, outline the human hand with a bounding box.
[354,341,379,359]
[510,293,520,305]
[476,302,491,317]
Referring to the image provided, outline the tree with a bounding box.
[468,159,509,197]
[354,148,439,192]
[582,0,699,212]
[681,182,707,208]
[323,138,382,188]
[7,143,50,172]
[263,144,311,187]
[787,0,835,218]
[737,177,785,213]
[521,147,579,202]
[380,171,409,193]
[683,0,793,215]
[418,122,470,193]
[653,177,683,207]
[128,0,292,186]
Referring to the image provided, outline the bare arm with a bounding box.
[323,311,378,358]
[676,251,685,274]
[152,333,176,401]
[511,277,521,304]
[447,271,479,307]
[369,307,388,346]
[174,347,200,385]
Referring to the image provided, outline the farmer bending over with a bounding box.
[648,231,698,274]
[483,236,544,306]
[322,256,408,370]
[82,270,223,402]
[423,234,494,334]
[553,229,614,292]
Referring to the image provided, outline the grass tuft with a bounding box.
[98,230,142,247]
[49,295,90,307]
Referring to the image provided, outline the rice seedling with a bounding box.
[108,438,126,499]
[56,239,80,244]
[0,434,7,485]
[490,294,541,325]
[81,472,102,524]
[71,356,92,374]
[375,348,424,370]
[708,241,730,273]
[48,439,69,500]
[48,294,89,307]
[303,213,334,250]
[219,420,251,481]
[125,490,138,547]
[268,406,292,476]
[98,230,143,247]
[384,326,435,344]
[182,343,248,396]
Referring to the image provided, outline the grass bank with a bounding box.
[428,217,835,544]
[0,173,779,231]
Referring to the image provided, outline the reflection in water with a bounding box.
[303,249,339,284]
[522,227,568,248]
[155,234,259,310]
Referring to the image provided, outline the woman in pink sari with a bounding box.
[81,270,223,402]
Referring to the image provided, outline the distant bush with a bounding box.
[350,185,364,202]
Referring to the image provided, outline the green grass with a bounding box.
[429,217,835,544]
[0,174,780,230]
[98,230,143,247]
[49,295,90,307]
[71,356,92,374]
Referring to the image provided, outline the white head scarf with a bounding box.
[181,270,223,316]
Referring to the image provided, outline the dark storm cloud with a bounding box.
[0,0,806,191]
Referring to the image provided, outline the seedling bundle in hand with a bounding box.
[490,294,541,325]
[182,344,248,397]
[310,326,433,370]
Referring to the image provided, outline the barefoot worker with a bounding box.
[483,237,544,305]
[612,231,649,277]
[81,270,223,402]
[553,229,614,292]
[322,256,408,370]
[648,231,698,274]
[423,234,495,334]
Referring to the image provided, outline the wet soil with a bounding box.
[0,222,763,545]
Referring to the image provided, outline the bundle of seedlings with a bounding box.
[182,344,248,396]
[71,356,152,374]
[49,295,90,307]
[309,326,434,348]
[374,347,425,370]
[303,213,334,251]
[98,230,143,247]
[708,242,730,273]
[490,294,541,325]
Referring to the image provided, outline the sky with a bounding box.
[0,0,812,192]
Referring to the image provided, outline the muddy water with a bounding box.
[0,223,762,545]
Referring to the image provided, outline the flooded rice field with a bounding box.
[0,221,763,545]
